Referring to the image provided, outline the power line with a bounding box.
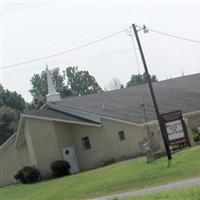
[4,24,200,71]
[3,29,126,69]
[4,65,44,76]
[126,28,140,74]
[51,48,134,66]
[148,28,200,45]
[4,48,134,75]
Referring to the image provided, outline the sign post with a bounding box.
[161,111,190,146]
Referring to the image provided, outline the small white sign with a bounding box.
[165,120,185,141]
[198,127,200,133]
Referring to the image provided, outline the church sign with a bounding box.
[161,111,189,145]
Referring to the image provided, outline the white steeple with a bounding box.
[46,65,61,102]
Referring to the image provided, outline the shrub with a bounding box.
[51,160,71,178]
[192,128,200,142]
[14,166,41,184]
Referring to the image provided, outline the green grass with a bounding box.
[127,185,200,200]
[1,146,200,200]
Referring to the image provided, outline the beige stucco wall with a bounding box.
[54,122,73,148]
[187,114,200,128]
[1,112,200,187]
[0,140,31,186]
[185,114,200,145]
[54,118,149,171]
[25,118,62,178]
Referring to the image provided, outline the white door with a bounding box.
[62,146,79,174]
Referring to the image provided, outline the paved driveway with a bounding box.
[95,177,200,200]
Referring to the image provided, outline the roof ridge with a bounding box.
[59,73,200,102]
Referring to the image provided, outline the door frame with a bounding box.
[62,145,79,174]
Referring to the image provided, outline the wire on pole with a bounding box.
[3,29,127,69]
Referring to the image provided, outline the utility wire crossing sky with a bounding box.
[2,26,200,70]
[1,2,200,102]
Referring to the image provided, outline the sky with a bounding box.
[1,0,200,102]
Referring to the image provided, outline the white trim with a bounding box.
[142,110,200,126]
[22,114,102,127]
[40,103,48,110]
[143,120,158,126]
[14,112,101,148]
[15,116,23,147]
[100,116,143,127]
[0,133,16,153]
[183,110,200,118]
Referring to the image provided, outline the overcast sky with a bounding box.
[1,0,200,102]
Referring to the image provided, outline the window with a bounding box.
[118,130,126,141]
[82,137,91,150]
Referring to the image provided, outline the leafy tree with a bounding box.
[0,85,26,145]
[29,67,103,108]
[59,86,76,99]
[30,68,65,98]
[0,106,19,145]
[28,96,46,110]
[0,84,25,112]
[126,72,158,87]
[0,85,4,107]
[29,68,74,108]
[65,66,103,96]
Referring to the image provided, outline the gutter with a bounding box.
[22,114,102,127]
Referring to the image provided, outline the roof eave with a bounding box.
[22,114,102,127]
[15,116,25,148]
[0,133,16,153]
[49,103,143,127]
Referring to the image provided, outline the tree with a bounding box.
[30,68,65,98]
[0,84,25,112]
[29,67,102,108]
[28,96,46,110]
[0,85,25,145]
[0,85,4,107]
[29,68,74,108]
[65,66,103,96]
[126,72,158,87]
[0,106,20,145]
[104,77,124,91]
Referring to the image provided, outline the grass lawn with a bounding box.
[1,146,200,200]
[127,185,200,200]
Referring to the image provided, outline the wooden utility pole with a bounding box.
[132,24,172,160]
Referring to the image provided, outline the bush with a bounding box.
[51,160,71,178]
[192,128,200,142]
[14,166,41,184]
